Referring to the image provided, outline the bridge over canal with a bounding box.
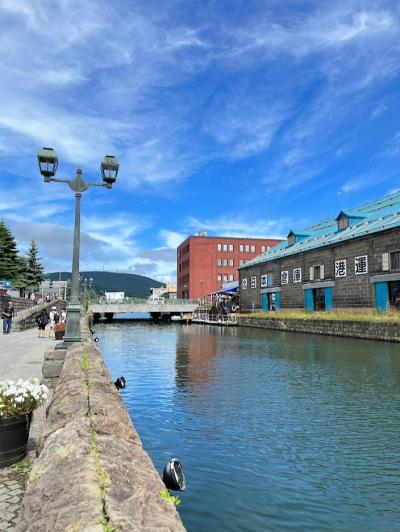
[90,298,199,321]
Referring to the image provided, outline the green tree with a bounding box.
[13,255,28,297]
[0,220,20,283]
[24,240,45,295]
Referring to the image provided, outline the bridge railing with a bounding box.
[89,297,198,306]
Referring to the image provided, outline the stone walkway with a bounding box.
[0,327,53,530]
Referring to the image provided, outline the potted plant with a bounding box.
[53,322,65,340]
[0,378,48,468]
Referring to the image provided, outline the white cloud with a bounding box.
[184,215,287,239]
[159,230,186,248]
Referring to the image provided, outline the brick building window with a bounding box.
[261,246,266,253]
[251,277,256,288]
[223,274,228,282]
[391,251,400,270]
[217,244,222,251]
[223,259,227,266]
[229,274,234,281]
[251,245,255,253]
[223,244,228,251]
[229,244,234,252]
[229,259,234,267]
[217,274,222,281]
[245,245,250,252]
[242,278,248,289]
[217,258,222,267]
[240,245,244,252]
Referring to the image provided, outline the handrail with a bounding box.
[89,298,198,306]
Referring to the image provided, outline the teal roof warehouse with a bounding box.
[239,190,400,313]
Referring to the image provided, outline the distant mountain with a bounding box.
[46,271,164,298]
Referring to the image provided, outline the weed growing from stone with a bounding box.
[160,489,181,506]
[82,351,118,532]
[13,459,31,475]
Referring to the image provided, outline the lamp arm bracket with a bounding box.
[86,182,107,188]
[48,177,71,185]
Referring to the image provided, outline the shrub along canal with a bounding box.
[96,319,400,531]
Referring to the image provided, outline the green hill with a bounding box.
[47,271,164,298]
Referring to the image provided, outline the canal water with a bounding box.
[96,320,400,531]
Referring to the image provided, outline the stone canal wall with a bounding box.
[18,320,185,531]
[238,316,400,342]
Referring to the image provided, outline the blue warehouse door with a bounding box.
[261,293,267,312]
[275,292,281,311]
[375,282,389,312]
[325,287,333,311]
[305,289,314,312]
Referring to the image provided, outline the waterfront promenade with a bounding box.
[0,328,52,530]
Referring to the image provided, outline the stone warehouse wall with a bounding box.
[17,320,185,531]
[239,227,400,311]
[238,316,400,343]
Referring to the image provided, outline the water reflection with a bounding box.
[96,321,400,531]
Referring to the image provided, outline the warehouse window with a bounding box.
[229,244,234,252]
[229,259,234,267]
[217,243,222,251]
[391,251,400,270]
[217,274,222,281]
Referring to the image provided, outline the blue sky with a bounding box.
[0,0,399,282]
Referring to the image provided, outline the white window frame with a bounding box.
[229,259,234,267]
[281,271,289,285]
[251,276,256,288]
[217,258,222,267]
[242,278,248,289]
[229,244,234,252]
[251,245,255,253]
[223,244,228,252]
[240,245,244,252]
[217,244,222,251]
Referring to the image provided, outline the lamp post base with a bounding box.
[59,303,82,348]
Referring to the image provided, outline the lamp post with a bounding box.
[37,147,119,348]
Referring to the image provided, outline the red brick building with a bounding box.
[177,234,283,299]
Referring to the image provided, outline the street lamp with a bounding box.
[37,147,119,348]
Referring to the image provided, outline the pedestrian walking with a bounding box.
[48,306,60,337]
[2,301,15,334]
[60,308,67,323]
[35,308,50,338]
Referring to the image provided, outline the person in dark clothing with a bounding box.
[36,308,50,338]
[2,302,14,334]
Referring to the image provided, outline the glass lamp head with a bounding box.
[37,147,58,181]
[101,155,119,188]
